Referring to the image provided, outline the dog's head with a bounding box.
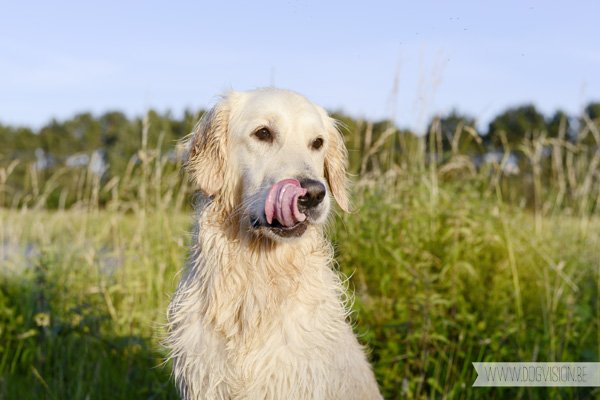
[184,88,349,242]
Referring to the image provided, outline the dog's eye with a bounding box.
[312,138,324,150]
[254,128,273,143]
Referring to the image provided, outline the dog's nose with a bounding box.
[297,179,326,211]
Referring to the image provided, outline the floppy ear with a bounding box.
[183,98,229,197]
[324,118,351,213]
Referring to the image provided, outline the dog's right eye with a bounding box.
[253,128,273,143]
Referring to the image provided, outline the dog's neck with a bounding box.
[197,199,329,276]
[175,198,333,338]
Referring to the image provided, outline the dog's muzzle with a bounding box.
[251,178,326,238]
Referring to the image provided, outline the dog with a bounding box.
[167,88,382,399]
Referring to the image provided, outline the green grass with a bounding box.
[1,178,599,399]
[1,117,599,398]
[334,177,600,399]
[0,210,187,399]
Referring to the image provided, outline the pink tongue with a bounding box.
[265,179,307,227]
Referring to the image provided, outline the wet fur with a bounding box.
[167,88,381,399]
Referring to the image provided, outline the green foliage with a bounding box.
[64,113,103,151]
[579,103,600,146]
[1,179,598,398]
[1,211,187,399]
[488,104,548,147]
[0,102,599,399]
[39,120,74,160]
[333,177,599,399]
[547,110,571,140]
[2,101,600,211]
[0,125,38,161]
[584,103,600,120]
[425,110,478,155]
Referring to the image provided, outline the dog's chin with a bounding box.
[250,218,308,241]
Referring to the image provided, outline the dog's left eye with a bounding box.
[254,128,273,143]
[312,138,324,150]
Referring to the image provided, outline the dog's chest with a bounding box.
[226,285,346,397]
[190,240,352,397]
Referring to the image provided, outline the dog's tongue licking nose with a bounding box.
[265,179,308,227]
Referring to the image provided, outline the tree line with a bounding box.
[0,102,599,209]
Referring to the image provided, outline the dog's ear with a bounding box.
[183,98,229,197]
[324,118,351,213]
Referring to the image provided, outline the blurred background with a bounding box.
[1,1,599,399]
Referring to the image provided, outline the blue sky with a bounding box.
[1,0,598,133]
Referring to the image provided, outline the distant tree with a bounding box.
[145,110,186,151]
[329,112,406,174]
[39,119,75,161]
[181,109,204,136]
[547,110,572,140]
[0,125,15,159]
[0,125,36,160]
[425,111,481,167]
[100,111,140,176]
[171,109,198,141]
[579,102,600,145]
[1,126,40,202]
[585,102,600,120]
[487,104,547,148]
[13,127,38,157]
[426,110,477,155]
[64,113,103,152]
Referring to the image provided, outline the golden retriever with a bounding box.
[167,88,382,399]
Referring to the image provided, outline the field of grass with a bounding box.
[1,119,599,399]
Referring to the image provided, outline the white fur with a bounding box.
[167,88,382,399]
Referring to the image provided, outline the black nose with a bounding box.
[297,179,326,212]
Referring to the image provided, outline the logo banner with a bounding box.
[472,363,600,387]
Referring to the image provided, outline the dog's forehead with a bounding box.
[233,89,326,133]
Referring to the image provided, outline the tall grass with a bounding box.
[1,113,599,399]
